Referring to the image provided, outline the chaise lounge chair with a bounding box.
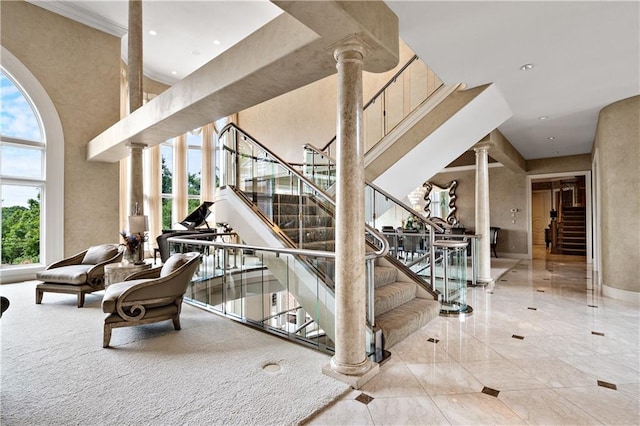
[35,244,124,308]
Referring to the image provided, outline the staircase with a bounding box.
[558,207,587,255]
[272,193,439,350]
[373,263,440,348]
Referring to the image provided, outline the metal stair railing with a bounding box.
[216,123,389,354]
[303,143,446,298]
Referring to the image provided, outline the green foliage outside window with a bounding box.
[160,157,203,230]
[1,196,40,265]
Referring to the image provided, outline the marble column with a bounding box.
[329,41,374,380]
[128,143,146,215]
[474,144,492,283]
[127,0,145,215]
[128,0,143,113]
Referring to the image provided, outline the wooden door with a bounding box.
[532,190,551,245]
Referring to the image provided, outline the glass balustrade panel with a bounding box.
[363,98,384,152]
[178,239,336,353]
[433,242,468,315]
[304,149,335,192]
[384,74,405,134]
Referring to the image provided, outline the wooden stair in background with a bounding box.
[558,207,586,256]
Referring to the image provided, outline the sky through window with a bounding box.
[1,72,42,142]
[1,71,44,207]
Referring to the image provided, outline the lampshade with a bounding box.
[128,215,149,234]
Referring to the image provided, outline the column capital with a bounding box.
[473,141,493,153]
[331,35,368,63]
[126,142,147,151]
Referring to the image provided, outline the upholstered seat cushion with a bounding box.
[36,265,93,285]
[82,245,120,265]
[102,279,153,313]
[160,253,194,277]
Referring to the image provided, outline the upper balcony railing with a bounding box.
[321,55,444,157]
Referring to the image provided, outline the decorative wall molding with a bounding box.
[27,1,127,37]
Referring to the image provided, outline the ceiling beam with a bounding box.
[87,0,399,162]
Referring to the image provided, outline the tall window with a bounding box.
[187,130,202,213]
[161,141,174,230]
[1,70,44,267]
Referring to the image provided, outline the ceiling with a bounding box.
[30,1,639,161]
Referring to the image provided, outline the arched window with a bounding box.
[1,48,64,282]
[1,70,44,267]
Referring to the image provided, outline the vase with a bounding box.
[124,247,138,264]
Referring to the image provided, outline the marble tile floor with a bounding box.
[305,258,640,425]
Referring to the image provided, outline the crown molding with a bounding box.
[27,1,127,37]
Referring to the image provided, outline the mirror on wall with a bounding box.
[423,180,459,226]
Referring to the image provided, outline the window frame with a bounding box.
[1,48,64,283]
[187,130,203,210]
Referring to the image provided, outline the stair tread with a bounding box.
[375,298,440,349]
[374,281,417,316]
[374,266,398,288]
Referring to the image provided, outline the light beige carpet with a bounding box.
[0,281,349,425]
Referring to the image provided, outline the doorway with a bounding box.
[531,190,552,246]
[527,171,592,262]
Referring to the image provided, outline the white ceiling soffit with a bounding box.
[29,0,283,86]
[386,1,640,160]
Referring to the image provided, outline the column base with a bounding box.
[476,277,494,286]
[322,361,379,390]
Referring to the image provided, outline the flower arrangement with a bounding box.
[119,230,147,252]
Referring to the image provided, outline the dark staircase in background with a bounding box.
[558,207,587,256]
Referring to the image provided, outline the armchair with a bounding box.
[101,252,201,348]
[36,244,124,308]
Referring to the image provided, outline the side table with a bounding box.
[104,262,152,288]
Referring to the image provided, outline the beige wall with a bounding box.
[237,41,420,163]
[527,154,591,174]
[431,166,529,256]
[1,1,121,256]
[593,95,640,295]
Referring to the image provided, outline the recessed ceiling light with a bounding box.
[171,71,177,75]
[148,30,157,36]
[213,40,221,45]
[538,115,549,120]
[520,63,534,71]
[548,136,555,140]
